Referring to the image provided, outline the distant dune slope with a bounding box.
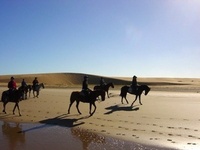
[0,73,199,91]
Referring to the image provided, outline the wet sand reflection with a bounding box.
[71,127,105,150]
[2,121,25,150]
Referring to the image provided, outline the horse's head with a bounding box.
[40,83,45,88]
[110,82,114,88]
[144,86,151,95]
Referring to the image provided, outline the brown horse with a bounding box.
[1,89,24,116]
[68,89,105,116]
[18,85,32,99]
[93,82,114,98]
[120,84,150,106]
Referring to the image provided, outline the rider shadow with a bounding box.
[104,104,139,115]
[39,114,88,128]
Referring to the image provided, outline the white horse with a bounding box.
[33,83,45,98]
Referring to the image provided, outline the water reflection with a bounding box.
[71,127,105,150]
[2,121,25,150]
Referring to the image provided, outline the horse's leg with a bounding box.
[121,96,124,104]
[76,101,81,114]
[107,91,109,98]
[36,91,39,98]
[139,95,142,105]
[33,91,35,98]
[3,102,7,114]
[90,102,96,116]
[25,91,27,99]
[131,95,138,106]
[68,100,75,114]
[13,103,21,116]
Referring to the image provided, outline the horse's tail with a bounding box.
[70,91,78,103]
[120,86,128,97]
[1,91,8,102]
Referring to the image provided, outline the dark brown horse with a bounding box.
[32,83,45,98]
[68,89,105,116]
[93,82,114,98]
[18,85,32,99]
[120,85,150,106]
[1,89,24,116]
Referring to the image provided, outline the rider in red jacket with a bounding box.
[8,76,17,90]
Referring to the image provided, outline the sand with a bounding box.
[0,73,200,150]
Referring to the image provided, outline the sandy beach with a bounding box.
[0,73,200,150]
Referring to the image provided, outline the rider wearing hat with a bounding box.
[7,76,17,98]
[8,76,17,91]
[82,75,90,98]
[130,75,138,92]
[32,77,39,91]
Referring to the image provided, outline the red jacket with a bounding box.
[8,81,17,89]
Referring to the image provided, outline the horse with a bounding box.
[68,89,106,116]
[18,85,32,100]
[32,83,45,98]
[120,85,150,106]
[93,82,114,98]
[1,89,24,116]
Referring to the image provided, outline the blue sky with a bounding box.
[0,0,200,78]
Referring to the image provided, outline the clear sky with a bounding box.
[0,0,200,78]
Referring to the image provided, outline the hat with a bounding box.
[11,76,14,79]
[133,75,137,78]
[84,75,88,78]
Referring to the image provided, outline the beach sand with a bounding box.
[0,73,200,150]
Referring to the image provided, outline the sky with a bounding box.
[0,0,200,78]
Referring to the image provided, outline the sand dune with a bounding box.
[0,72,200,92]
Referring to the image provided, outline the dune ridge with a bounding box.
[0,72,200,92]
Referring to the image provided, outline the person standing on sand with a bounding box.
[32,77,39,91]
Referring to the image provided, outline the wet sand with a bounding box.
[0,87,200,150]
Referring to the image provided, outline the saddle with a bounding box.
[128,87,137,94]
[80,90,90,101]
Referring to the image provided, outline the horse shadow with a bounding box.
[104,104,139,115]
[19,114,89,133]
[39,114,89,127]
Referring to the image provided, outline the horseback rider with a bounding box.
[21,79,27,89]
[32,77,39,91]
[81,75,90,98]
[7,76,17,98]
[100,77,106,88]
[8,76,17,91]
[130,75,139,93]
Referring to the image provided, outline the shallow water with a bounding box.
[0,120,173,150]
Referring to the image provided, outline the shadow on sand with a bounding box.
[104,104,139,115]
[19,114,90,133]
